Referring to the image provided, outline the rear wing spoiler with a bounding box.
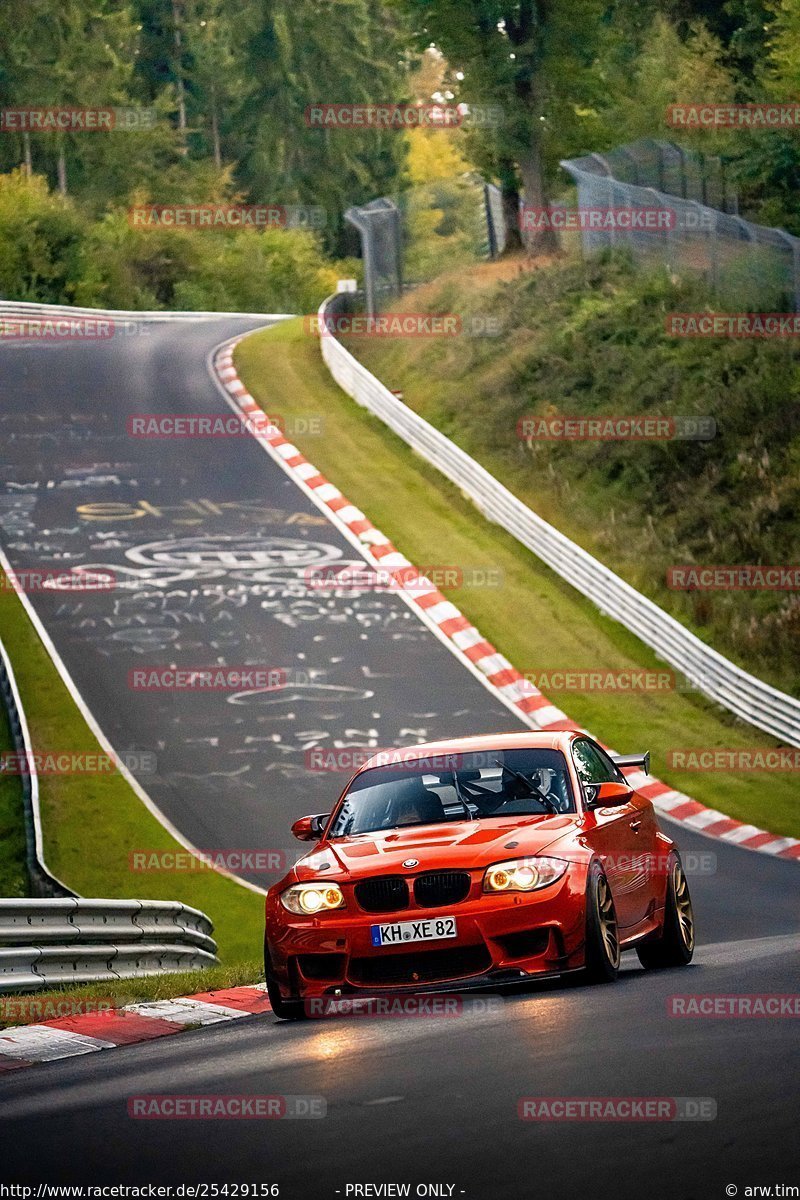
[611,751,651,776]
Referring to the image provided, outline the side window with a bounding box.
[590,741,627,784]
[572,739,617,787]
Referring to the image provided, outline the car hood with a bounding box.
[293,815,577,880]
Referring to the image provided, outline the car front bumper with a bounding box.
[265,869,587,1000]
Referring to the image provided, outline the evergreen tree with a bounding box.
[234,0,409,253]
[0,0,140,195]
[395,0,609,251]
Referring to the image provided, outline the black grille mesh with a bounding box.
[354,876,409,913]
[349,944,491,986]
[413,871,471,908]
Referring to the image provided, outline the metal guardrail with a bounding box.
[0,622,219,992]
[0,899,218,993]
[0,300,293,321]
[318,290,800,749]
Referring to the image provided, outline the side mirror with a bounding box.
[291,813,329,842]
[586,781,632,809]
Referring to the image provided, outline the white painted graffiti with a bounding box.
[228,682,375,706]
[126,536,343,569]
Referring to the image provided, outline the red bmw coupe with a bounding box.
[264,731,695,1018]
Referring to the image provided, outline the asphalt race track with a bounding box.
[1,317,798,1197]
[0,316,514,884]
[1,897,798,1195]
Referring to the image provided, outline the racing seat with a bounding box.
[390,781,446,826]
[531,767,571,813]
[415,788,446,823]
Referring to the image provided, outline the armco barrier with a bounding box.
[0,899,218,993]
[0,898,215,948]
[318,290,800,749]
[0,614,219,991]
[0,300,293,322]
[0,943,218,993]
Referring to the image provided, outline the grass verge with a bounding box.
[236,318,800,839]
[0,573,265,963]
[0,683,28,897]
[0,960,263,1029]
[346,253,800,697]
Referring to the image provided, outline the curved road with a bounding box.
[0,315,515,884]
[0,315,798,1196]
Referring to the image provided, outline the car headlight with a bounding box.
[280,883,345,915]
[483,857,567,893]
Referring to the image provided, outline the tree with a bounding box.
[726,0,800,234]
[0,0,141,196]
[396,0,608,252]
[129,0,409,253]
[598,15,734,147]
[132,0,248,161]
[650,0,773,83]
[233,0,409,255]
[765,0,800,94]
[182,0,249,168]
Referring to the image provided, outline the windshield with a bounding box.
[329,749,575,837]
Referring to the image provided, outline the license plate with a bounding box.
[370,916,457,947]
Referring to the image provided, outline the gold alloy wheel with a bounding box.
[597,874,621,968]
[674,861,695,952]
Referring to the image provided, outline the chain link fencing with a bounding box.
[581,138,739,213]
[345,176,502,313]
[345,137,800,313]
[561,138,800,312]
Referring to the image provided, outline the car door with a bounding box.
[571,737,648,929]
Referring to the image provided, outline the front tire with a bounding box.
[264,939,306,1021]
[583,862,621,983]
[637,854,695,970]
